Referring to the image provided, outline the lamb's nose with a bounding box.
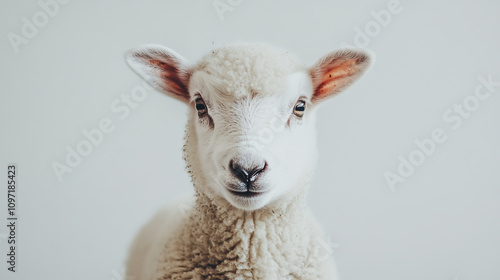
[229,160,267,183]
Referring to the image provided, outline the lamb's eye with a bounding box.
[195,98,207,116]
[293,100,306,117]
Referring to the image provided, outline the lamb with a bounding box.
[123,43,371,280]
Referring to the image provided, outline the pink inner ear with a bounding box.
[313,59,359,101]
[149,59,189,99]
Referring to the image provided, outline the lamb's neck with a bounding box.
[175,191,322,278]
[191,190,312,245]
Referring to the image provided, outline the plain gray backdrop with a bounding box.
[0,0,499,279]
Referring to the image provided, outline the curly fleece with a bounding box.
[194,44,304,99]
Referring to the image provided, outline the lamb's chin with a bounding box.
[223,189,272,211]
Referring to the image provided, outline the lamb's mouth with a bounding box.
[228,189,268,198]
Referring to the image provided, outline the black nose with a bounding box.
[229,160,267,183]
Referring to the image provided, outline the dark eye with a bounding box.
[195,98,207,116]
[293,100,306,117]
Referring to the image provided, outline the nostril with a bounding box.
[230,160,250,183]
[229,160,267,183]
[248,162,267,182]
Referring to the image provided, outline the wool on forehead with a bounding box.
[195,44,305,99]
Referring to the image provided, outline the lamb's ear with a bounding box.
[125,44,192,103]
[309,49,371,102]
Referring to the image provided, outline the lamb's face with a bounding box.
[188,70,319,210]
[126,44,371,211]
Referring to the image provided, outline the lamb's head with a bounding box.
[125,44,371,211]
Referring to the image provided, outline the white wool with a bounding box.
[195,44,304,100]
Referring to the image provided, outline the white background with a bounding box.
[1,0,499,279]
